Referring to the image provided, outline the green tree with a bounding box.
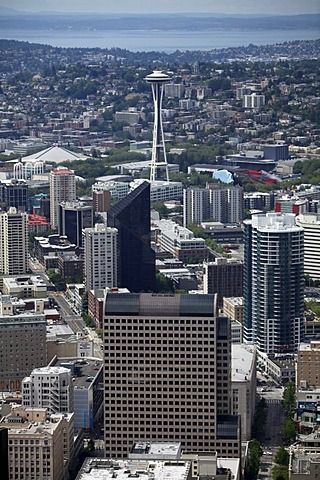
[151,202,169,219]
[283,417,296,444]
[155,273,174,294]
[283,382,296,416]
[247,439,263,480]
[272,464,288,480]
[274,446,289,466]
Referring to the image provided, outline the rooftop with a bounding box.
[76,458,191,480]
[53,358,102,389]
[232,344,256,382]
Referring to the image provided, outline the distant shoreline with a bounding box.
[0,28,319,52]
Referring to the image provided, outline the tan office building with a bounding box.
[103,292,240,459]
[0,312,46,391]
[297,341,320,388]
[1,406,74,480]
[50,167,76,230]
[0,208,28,277]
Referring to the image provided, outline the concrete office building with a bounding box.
[183,185,243,227]
[243,192,275,212]
[50,167,76,230]
[297,213,320,281]
[297,341,320,389]
[223,297,244,325]
[22,366,74,414]
[244,213,304,354]
[0,208,28,277]
[264,144,289,161]
[83,224,118,291]
[243,93,265,109]
[154,219,207,262]
[103,292,240,459]
[231,344,257,441]
[0,311,46,391]
[59,201,93,247]
[203,259,243,308]
[1,407,74,480]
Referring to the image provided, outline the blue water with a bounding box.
[0,28,319,51]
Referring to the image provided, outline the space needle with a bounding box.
[145,70,170,182]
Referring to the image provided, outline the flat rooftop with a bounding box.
[53,358,102,389]
[130,442,181,459]
[76,459,191,480]
[232,344,256,382]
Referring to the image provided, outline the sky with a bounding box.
[1,0,320,15]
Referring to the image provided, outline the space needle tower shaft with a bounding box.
[145,70,170,182]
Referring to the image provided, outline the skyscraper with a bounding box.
[103,292,240,459]
[203,258,243,308]
[145,70,170,182]
[183,185,243,227]
[0,207,28,277]
[0,310,46,390]
[50,167,76,230]
[244,212,304,354]
[59,200,93,247]
[106,181,156,293]
[296,213,320,281]
[83,223,118,291]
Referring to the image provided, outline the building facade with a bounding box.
[22,366,74,414]
[83,224,118,291]
[0,208,28,277]
[59,201,93,247]
[244,213,304,354]
[183,185,243,227]
[103,292,240,459]
[106,181,156,293]
[297,213,320,281]
[0,312,46,390]
[49,167,76,230]
[203,259,243,308]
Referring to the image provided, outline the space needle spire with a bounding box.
[145,70,170,182]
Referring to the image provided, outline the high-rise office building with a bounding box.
[203,258,243,308]
[183,185,243,227]
[107,181,156,293]
[2,407,74,480]
[83,223,118,291]
[297,213,320,281]
[0,180,28,212]
[0,310,46,390]
[50,167,76,230]
[103,292,240,459]
[59,200,93,247]
[22,366,74,414]
[244,213,304,354]
[0,207,28,277]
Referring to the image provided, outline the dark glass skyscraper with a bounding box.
[107,181,156,293]
[59,201,93,247]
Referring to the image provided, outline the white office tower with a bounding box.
[50,167,76,229]
[183,185,243,227]
[0,207,28,276]
[83,223,118,291]
[243,93,265,109]
[22,366,74,414]
[244,213,304,355]
[297,213,320,281]
[145,70,171,182]
[183,187,209,227]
